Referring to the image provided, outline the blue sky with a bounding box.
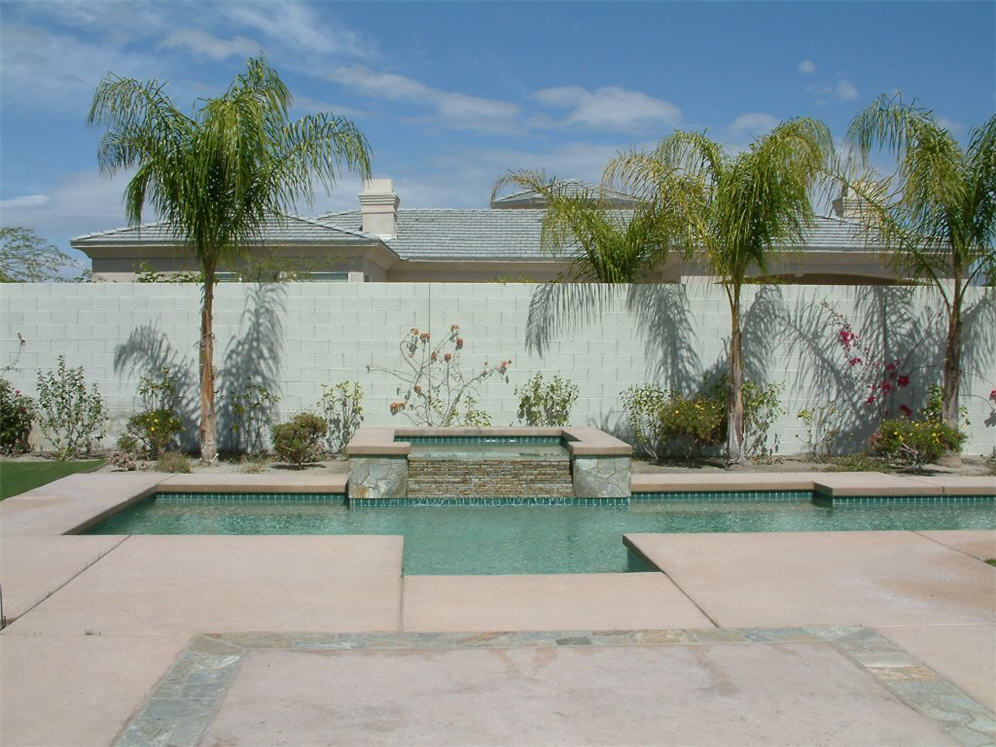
[1,1,993,264]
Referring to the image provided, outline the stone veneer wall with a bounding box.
[1,282,993,455]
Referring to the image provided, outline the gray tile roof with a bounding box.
[490,180,640,209]
[72,214,381,247]
[315,209,880,261]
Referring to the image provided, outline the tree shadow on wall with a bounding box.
[113,323,199,450]
[960,291,996,429]
[216,283,286,453]
[526,282,703,394]
[781,286,946,452]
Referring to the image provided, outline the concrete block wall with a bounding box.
[1,282,993,456]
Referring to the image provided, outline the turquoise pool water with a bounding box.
[89,493,995,575]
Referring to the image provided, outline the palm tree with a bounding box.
[89,57,372,462]
[490,171,662,282]
[605,120,832,465]
[843,94,996,429]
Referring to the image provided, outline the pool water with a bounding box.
[89,494,996,575]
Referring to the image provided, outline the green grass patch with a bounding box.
[0,459,106,500]
[986,559,996,567]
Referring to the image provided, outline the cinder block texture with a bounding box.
[2,282,993,454]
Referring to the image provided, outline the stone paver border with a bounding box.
[117,626,996,747]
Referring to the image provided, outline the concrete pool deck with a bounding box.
[1,472,994,745]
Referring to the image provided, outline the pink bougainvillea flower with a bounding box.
[897,375,910,387]
[848,357,862,367]
[881,381,893,394]
[865,395,876,406]
[899,404,913,417]
[990,388,996,402]
[885,362,897,373]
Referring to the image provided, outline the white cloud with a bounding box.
[728,112,779,137]
[220,0,372,60]
[798,60,816,75]
[531,86,681,131]
[325,65,519,132]
[808,77,859,104]
[0,194,50,211]
[936,116,965,135]
[159,29,260,61]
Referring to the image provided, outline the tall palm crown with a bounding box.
[843,95,995,427]
[88,57,372,461]
[605,119,832,464]
[491,171,661,283]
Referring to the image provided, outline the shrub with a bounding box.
[742,381,785,460]
[155,451,191,473]
[868,417,965,470]
[229,382,280,455]
[35,356,107,459]
[272,413,327,468]
[108,450,138,471]
[126,409,183,459]
[0,378,34,455]
[797,405,839,461]
[319,380,364,455]
[368,324,510,427]
[516,372,579,427]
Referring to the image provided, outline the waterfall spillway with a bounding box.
[406,457,573,499]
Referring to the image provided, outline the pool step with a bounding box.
[407,458,574,498]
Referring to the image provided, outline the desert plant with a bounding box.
[369,325,510,427]
[797,405,840,461]
[868,417,965,470]
[0,378,34,455]
[272,412,327,468]
[155,451,191,473]
[516,372,579,427]
[125,409,183,459]
[35,356,107,459]
[319,380,364,455]
[108,450,138,471]
[742,380,785,460]
[229,382,280,455]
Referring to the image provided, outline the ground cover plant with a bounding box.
[0,459,105,500]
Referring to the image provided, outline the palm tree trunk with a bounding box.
[726,292,746,466]
[941,289,962,428]
[199,264,217,463]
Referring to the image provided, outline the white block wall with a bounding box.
[1,282,993,456]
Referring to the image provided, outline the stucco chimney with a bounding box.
[359,178,399,239]
[832,182,875,222]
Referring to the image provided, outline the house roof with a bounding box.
[489,180,640,209]
[71,213,382,247]
[314,208,879,262]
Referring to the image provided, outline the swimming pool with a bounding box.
[89,492,995,575]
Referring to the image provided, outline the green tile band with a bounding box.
[156,492,347,505]
[349,496,630,508]
[632,490,811,503]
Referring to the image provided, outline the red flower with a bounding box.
[990,389,996,403]
[838,329,853,348]
[885,362,897,373]
[848,357,862,367]
[881,381,893,394]
[865,395,876,406]
[897,375,910,387]
[899,404,912,417]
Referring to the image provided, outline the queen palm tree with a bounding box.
[605,120,832,465]
[490,171,661,282]
[88,57,372,462]
[843,94,996,429]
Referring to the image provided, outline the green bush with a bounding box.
[126,409,183,459]
[0,378,34,455]
[272,413,327,468]
[868,417,965,470]
[35,356,107,459]
[516,372,579,427]
[319,380,364,454]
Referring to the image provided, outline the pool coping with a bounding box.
[1,470,993,536]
